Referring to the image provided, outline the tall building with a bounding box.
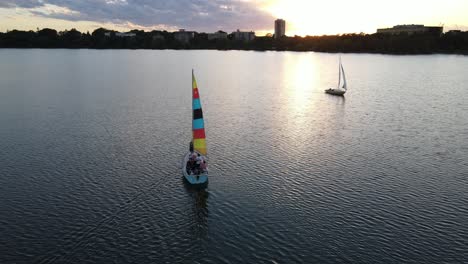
[275,19,286,39]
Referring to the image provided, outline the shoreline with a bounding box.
[2,28,468,56]
[1,47,467,56]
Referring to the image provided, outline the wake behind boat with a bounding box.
[325,57,347,96]
[182,70,208,186]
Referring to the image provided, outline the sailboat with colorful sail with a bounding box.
[182,70,208,185]
[325,57,347,96]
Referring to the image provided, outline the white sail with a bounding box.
[337,57,341,89]
[340,62,347,90]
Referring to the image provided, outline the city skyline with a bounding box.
[1,0,468,36]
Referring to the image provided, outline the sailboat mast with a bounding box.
[337,56,341,89]
[341,62,347,90]
[192,69,194,122]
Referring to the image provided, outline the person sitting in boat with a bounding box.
[186,161,192,174]
[187,157,194,174]
[200,160,207,173]
[196,154,203,165]
[192,154,203,174]
[191,151,197,160]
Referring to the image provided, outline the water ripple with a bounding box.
[1,50,467,263]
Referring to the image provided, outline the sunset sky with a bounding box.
[1,0,467,36]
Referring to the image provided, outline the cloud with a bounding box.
[1,0,274,32]
[0,0,43,9]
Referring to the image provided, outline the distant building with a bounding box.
[174,29,195,44]
[275,19,286,38]
[377,24,443,36]
[116,32,136,37]
[207,30,227,40]
[232,30,255,42]
[104,31,136,37]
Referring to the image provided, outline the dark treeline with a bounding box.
[1,28,468,54]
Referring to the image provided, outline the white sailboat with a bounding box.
[325,57,347,96]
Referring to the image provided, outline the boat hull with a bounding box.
[182,152,208,185]
[325,88,346,96]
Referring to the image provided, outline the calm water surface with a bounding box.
[0,50,467,263]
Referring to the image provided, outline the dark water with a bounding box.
[1,49,467,263]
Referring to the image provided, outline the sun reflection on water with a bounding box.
[281,53,320,116]
[269,53,324,156]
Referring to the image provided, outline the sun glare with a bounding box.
[263,0,468,36]
[264,0,357,36]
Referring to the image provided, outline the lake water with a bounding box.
[1,49,467,263]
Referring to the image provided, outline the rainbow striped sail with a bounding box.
[192,70,207,155]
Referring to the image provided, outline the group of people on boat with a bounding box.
[186,141,207,175]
